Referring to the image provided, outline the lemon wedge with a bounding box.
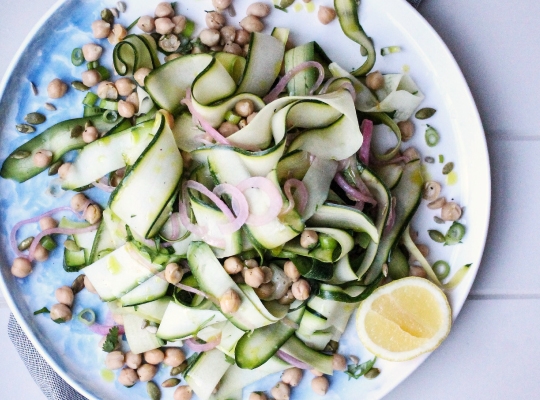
[356,276,452,361]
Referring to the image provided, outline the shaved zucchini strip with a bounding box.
[402,224,441,285]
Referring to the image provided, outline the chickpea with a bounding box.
[441,202,462,221]
[39,216,58,231]
[246,112,258,124]
[300,230,318,249]
[84,275,98,294]
[283,260,300,282]
[167,15,185,35]
[33,243,49,262]
[244,259,259,269]
[271,382,290,400]
[199,29,221,47]
[224,256,243,274]
[11,257,32,278]
[249,393,267,400]
[282,368,303,387]
[137,15,156,33]
[163,347,186,367]
[398,120,415,142]
[223,42,243,56]
[254,282,275,299]
[155,17,175,35]
[234,99,255,118]
[115,78,135,96]
[247,2,271,18]
[118,367,139,387]
[277,289,295,305]
[155,2,174,18]
[218,121,240,137]
[108,24,128,45]
[291,279,310,301]
[206,12,225,30]
[428,197,446,210]
[238,119,247,129]
[144,348,165,365]
[137,364,157,382]
[318,6,336,25]
[212,0,232,11]
[82,43,103,62]
[97,81,118,100]
[56,162,71,179]
[165,53,182,62]
[33,149,53,168]
[70,193,88,212]
[260,266,273,283]
[84,204,102,224]
[159,34,181,52]
[92,20,111,39]
[235,29,250,46]
[174,385,193,400]
[220,288,241,313]
[122,351,142,369]
[240,16,264,33]
[332,354,347,371]
[105,351,125,370]
[118,100,136,118]
[423,181,441,201]
[403,147,420,161]
[134,68,152,86]
[55,286,74,307]
[311,376,329,396]
[81,69,102,88]
[417,244,430,257]
[220,25,236,44]
[47,78,68,99]
[244,266,265,288]
[310,369,323,377]
[366,71,385,91]
[50,303,72,322]
[231,272,245,284]
[165,262,183,284]
[83,126,100,143]
[409,265,427,278]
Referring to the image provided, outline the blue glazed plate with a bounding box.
[0,0,490,399]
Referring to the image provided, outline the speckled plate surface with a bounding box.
[0,0,490,399]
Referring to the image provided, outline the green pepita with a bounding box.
[170,362,188,376]
[364,368,381,380]
[146,381,161,400]
[48,160,63,176]
[24,112,46,125]
[71,274,86,294]
[161,378,180,388]
[101,8,114,24]
[16,124,36,134]
[10,150,31,160]
[415,107,437,120]
[442,162,454,175]
[64,239,81,252]
[18,236,34,251]
[44,102,57,111]
[428,229,445,243]
[433,216,445,224]
[70,125,84,138]
[71,81,89,92]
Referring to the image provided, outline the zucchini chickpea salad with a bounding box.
[2,0,470,399]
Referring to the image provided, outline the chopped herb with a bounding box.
[34,307,50,315]
[53,318,66,324]
[224,354,235,364]
[345,357,377,380]
[439,154,444,163]
[274,5,288,12]
[381,46,402,56]
[130,214,136,218]
[102,326,120,352]
[182,353,200,376]
[127,17,140,31]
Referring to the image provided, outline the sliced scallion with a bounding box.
[127,16,140,31]
[87,61,100,70]
[183,20,195,37]
[444,221,466,245]
[95,66,111,81]
[433,260,450,280]
[99,99,119,111]
[425,125,440,147]
[102,110,119,123]
[78,308,96,326]
[380,46,402,56]
[83,106,103,117]
[40,235,57,251]
[71,48,84,66]
[224,110,241,125]
[83,92,99,107]
[439,154,444,163]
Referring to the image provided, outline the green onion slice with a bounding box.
[224,110,241,125]
[445,222,466,245]
[102,110,119,123]
[433,260,451,280]
[425,125,440,147]
[380,46,402,56]
[78,308,96,326]
[83,92,99,107]
[71,48,84,66]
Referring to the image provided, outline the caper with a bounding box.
[415,107,437,120]
[10,150,31,159]
[428,229,445,243]
[71,274,86,295]
[101,8,114,24]
[18,236,34,251]
[16,124,36,134]
[24,112,46,125]
[48,160,63,176]
[364,368,381,379]
[442,162,454,175]
[146,381,161,400]
[71,81,89,92]
[70,125,84,138]
[161,378,180,388]
[44,103,57,111]
[64,239,81,252]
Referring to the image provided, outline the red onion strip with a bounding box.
[185,336,221,352]
[263,61,325,103]
[236,177,283,226]
[358,119,373,166]
[279,179,308,216]
[213,183,249,234]
[334,173,377,206]
[28,224,99,261]
[276,350,311,370]
[92,179,115,193]
[89,324,125,336]
[181,89,231,145]
[318,78,357,100]
[9,206,74,257]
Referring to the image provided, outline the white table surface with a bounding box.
[1,0,539,399]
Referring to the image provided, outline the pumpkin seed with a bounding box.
[16,124,36,134]
[433,216,445,224]
[428,230,445,243]
[10,150,31,159]
[424,156,435,164]
[44,102,57,111]
[364,368,381,380]
[64,239,81,252]
[24,112,46,125]
[110,8,119,18]
[170,362,188,376]
[415,107,437,120]
[30,81,38,96]
[442,162,454,175]
[101,8,114,24]
[18,236,34,251]
[117,1,126,12]
[71,274,86,294]
[146,381,161,400]
[48,160,63,176]
[70,125,84,138]
[161,378,180,388]
[71,81,89,92]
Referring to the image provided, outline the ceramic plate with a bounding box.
[0,0,490,399]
